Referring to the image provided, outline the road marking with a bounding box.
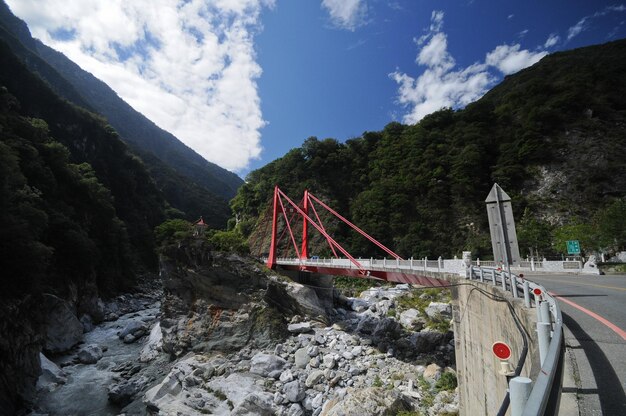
[540,278,626,292]
[549,291,626,341]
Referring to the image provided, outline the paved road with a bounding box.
[528,273,626,415]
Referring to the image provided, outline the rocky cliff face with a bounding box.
[0,297,43,415]
[159,240,328,358]
[0,288,110,415]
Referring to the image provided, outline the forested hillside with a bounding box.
[0,40,165,298]
[0,1,242,228]
[232,39,626,260]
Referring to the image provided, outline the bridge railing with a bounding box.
[272,256,467,274]
[467,266,564,416]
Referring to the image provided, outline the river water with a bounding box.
[34,304,160,416]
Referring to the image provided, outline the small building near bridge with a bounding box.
[193,217,208,237]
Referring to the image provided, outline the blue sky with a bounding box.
[6,0,626,176]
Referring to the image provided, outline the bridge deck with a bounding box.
[275,258,452,286]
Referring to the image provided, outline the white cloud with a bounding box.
[391,10,549,124]
[5,0,274,172]
[417,32,454,70]
[567,17,588,40]
[321,0,368,31]
[485,44,547,75]
[430,10,445,32]
[390,11,493,124]
[391,62,493,124]
[567,4,626,41]
[544,33,560,48]
[388,2,403,12]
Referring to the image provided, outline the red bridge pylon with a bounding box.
[266,186,403,274]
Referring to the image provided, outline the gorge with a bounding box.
[22,241,458,416]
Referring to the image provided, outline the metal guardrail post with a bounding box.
[492,269,497,285]
[523,281,530,308]
[524,296,564,416]
[511,273,519,298]
[501,271,507,291]
[537,322,551,366]
[536,300,552,367]
[480,267,485,282]
[510,377,533,416]
[539,301,551,324]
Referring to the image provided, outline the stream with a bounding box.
[34,304,160,416]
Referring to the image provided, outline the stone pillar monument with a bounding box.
[485,184,521,267]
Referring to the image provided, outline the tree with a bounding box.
[594,199,626,252]
[154,219,192,246]
[517,208,554,258]
[207,230,249,255]
[552,221,598,256]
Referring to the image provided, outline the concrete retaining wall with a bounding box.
[452,279,539,415]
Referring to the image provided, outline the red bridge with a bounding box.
[265,186,449,287]
[262,186,566,416]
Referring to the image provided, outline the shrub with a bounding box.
[154,219,191,245]
[207,230,249,255]
[435,372,458,392]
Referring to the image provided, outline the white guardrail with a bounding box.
[273,255,598,275]
[270,257,564,416]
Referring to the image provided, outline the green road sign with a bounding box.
[566,240,580,255]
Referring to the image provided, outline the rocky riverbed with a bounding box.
[142,282,459,416]
[31,291,167,416]
[27,243,459,416]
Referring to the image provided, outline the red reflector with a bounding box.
[492,341,512,360]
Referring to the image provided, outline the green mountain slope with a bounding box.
[34,42,243,198]
[0,39,165,281]
[0,1,242,226]
[232,39,626,259]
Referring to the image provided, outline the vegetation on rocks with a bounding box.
[205,229,250,255]
[154,218,249,255]
[395,288,452,332]
[333,275,392,297]
[435,372,458,392]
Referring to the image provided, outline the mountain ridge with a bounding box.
[232,38,626,259]
[0,1,243,226]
